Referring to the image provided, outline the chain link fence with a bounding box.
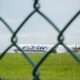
[0,0,80,80]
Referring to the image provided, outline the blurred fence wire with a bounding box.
[0,0,80,80]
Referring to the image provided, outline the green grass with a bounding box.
[0,53,80,80]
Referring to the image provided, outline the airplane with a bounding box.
[12,44,80,53]
[12,44,54,53]
[57,45,80,53]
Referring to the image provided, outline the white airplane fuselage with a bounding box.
[12,44,53,53]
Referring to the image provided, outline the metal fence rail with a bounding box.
[0,0,80,80]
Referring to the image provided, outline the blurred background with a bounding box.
[0,0,80,53]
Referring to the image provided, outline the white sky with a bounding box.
[0,0,80,52]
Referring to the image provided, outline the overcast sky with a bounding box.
[0,0,80,52]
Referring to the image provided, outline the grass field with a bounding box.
[0,53,80,80]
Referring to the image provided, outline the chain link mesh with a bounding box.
[0,0,80,80]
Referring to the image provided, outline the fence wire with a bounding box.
[0,0,80,80]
